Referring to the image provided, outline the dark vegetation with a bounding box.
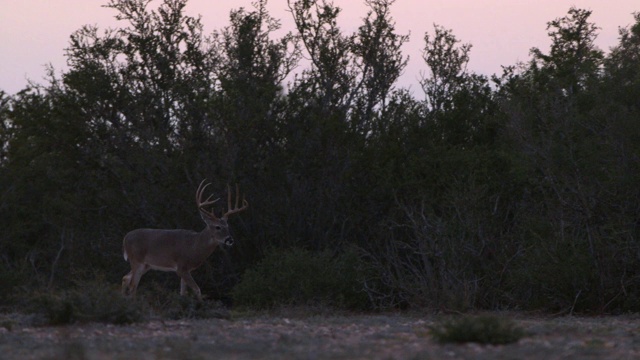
[1,0,639,318]
[430,315,526,345]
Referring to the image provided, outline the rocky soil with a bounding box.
[1,312,639,359]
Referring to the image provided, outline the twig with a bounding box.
[569,289,582,316]
[48,230,67,289]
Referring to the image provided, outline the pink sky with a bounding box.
[1,0,638,95]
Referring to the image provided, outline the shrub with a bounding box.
[430,315,525,345]
[161,297,231,320]
[231,247,369,310]
[33,280,146,325]
[140,283,231,320]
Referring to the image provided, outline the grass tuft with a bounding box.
[430,314,525,345]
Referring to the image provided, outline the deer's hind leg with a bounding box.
[123,264,148,297]
[121,271,133,295]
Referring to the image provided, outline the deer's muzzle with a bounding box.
[224,237,234,246]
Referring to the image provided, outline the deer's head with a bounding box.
[197,180,248,247]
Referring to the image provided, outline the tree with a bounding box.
[495,8,640,311]
[420,25,499,146]
[0,0,231,290]
[604,12,640,109]
[420,25,471,113]
[530,7,603,96]
[351,0,409,133]
[288,0,358,114]
[208,0,304,263]
[212,0,301,178]
[0,90,10,164]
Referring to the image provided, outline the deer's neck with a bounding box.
[196,227,218,250]
[177,228,217,267]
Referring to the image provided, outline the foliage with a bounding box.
[0,1,639,315]
[33,280,146,325]
[140,282,232,319]
[231,247,369,310]
[430,315,525,345]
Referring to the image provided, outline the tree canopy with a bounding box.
[1,1,639,313]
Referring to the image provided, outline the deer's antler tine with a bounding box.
[203,194,219,205]
[196,179,207,204]
[222,183,248,218]
[196,179,220,219]
[200,183,211,200]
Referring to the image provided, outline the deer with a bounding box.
[121,180,248,301]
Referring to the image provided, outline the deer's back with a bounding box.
[124,228,199,259]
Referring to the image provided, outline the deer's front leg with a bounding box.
[177,269,202,301]
[180,277,187,296]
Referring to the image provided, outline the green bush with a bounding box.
[430,315,525,345]
[506,232,596,311]
[231,247,370,310]
[33,281,146,325]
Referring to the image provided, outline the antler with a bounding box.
[196,179,220,219]
[223,184,249,219]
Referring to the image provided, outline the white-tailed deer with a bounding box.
[122,180,248,300]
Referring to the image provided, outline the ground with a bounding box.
[1,312,639,359]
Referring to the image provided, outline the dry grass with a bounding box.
[1,311,639,359]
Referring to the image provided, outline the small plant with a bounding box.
[142,286,231,320]
[430,315,525,345]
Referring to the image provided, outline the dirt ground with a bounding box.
[1,312,639,359]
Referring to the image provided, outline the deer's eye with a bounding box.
[215,226,222,230]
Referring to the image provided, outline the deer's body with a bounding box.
[121,181,247,300]
[123,228,221,271]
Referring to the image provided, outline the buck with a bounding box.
[121,180,248,300]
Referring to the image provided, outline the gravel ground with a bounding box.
[1,312,640,359]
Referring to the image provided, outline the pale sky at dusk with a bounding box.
[1,1,638,95]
